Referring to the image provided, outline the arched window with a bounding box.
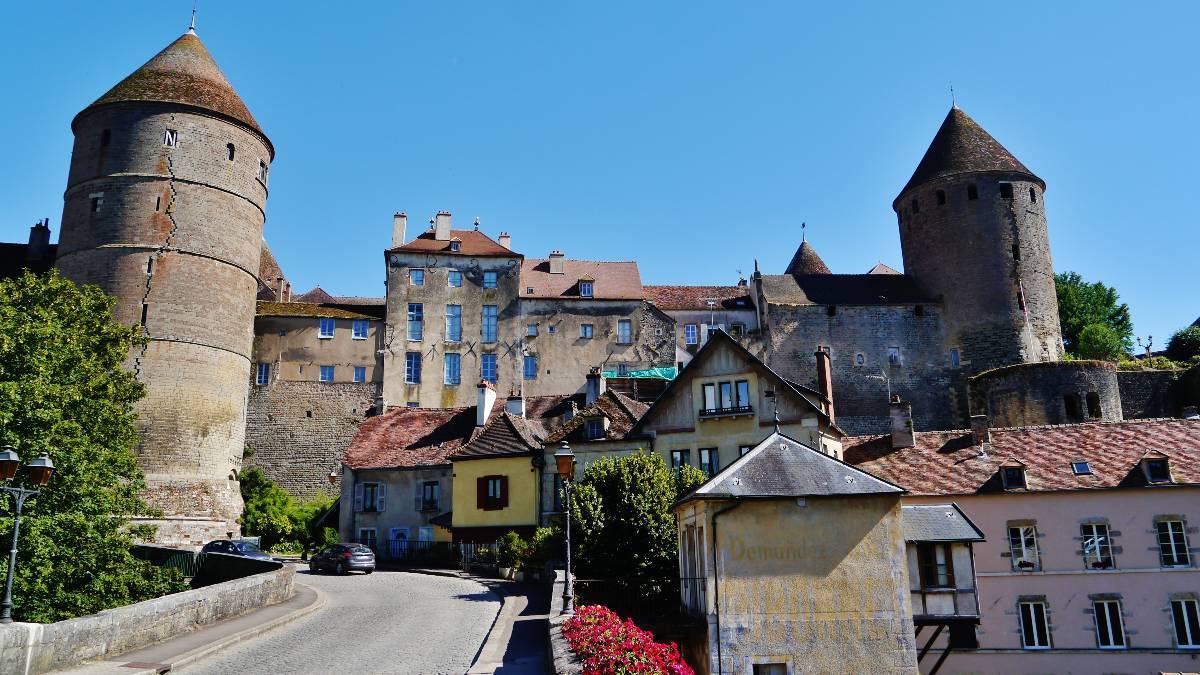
[1029,187,1037,203]
[226,143,236,161]
[1086,392,1102,418]
[936,189,946,205]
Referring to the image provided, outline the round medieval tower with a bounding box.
[55,27,272,546]
[894,106,1063,375]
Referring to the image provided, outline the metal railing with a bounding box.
[698,405,753,418]
[354,538,500,569]
[573,577,708,622]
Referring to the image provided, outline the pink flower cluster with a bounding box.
[562,605,695,675]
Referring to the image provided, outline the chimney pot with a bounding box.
[549,250,565,274]
[434,212,452,241]
[27,219,51,264]
[586,367,606,406]
[970,414,990,445]
[392,212,408,248]
[498,231,512,250]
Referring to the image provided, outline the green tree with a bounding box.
[238,467,294,550]
[1166,326,1200,363]
[1076,323,1128,362]
[287,495,337,560]
[1055,272,1133,357]
[0,270,186,622]
[567,451,706,581]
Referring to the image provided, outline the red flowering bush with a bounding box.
[562,605,694,675]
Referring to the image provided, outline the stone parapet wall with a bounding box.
[1117,368,1183,419]
[970,360,1121,427]
[0,566,293,675]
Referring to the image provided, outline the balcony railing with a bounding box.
[698,405,753,419]
[911,587,979,620]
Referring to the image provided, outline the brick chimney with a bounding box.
[392,212,407,248]
[506,393,526,417]
[970,414,990,445]
[434,211,452,241]
[498,231,511,250]
[889,395,915,449]
[549,250,565,274]
[27,219,51,265]
[586,367,606,406]
[275,276,285,302]
[814,348,835,425]
[477,380,497,427]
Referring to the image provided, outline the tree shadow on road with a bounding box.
[452,591,499,603]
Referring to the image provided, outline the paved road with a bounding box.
[179,569,501,675]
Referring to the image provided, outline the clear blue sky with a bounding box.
[2,2,1196,345]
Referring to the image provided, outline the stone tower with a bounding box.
[894,107,1063,375]
[55,27,272,546]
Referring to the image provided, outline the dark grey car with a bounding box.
[309,543,375,575]
[201,539,274,561]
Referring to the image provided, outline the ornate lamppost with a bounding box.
[553,441,576,615]
[0,446,55,624]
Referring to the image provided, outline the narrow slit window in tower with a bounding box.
[1029,187,1038,203]
[164,129,178,148]
[154,195,161,212]
[257,160,268,183]
[140,303,149,327]
[1012,243,1021,261]
[936,190,946,205]
[226,143,236,161]
[100,129,111,147]
[911,198,920,214]
[967,184,979,200]
[89,193,103,213]
[1086,392,1102,418]
[146,257,154,275]
[999,182,1014,199]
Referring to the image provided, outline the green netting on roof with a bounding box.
[600,367,677,380]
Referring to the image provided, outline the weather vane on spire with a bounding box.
[801,221,806,243]
[950,82,956,109]
[188,0,198,34]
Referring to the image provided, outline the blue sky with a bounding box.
[2,2,1196,345]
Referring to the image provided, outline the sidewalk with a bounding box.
[468,580,551,675]
[56,582,324,675]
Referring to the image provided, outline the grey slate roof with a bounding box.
[686,432,902,500]
[900,504,984,542]
[760,273,935,306]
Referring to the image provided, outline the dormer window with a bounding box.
[585,418,604,440]
[450,241,460,252]
[1144,457,1172,483]
[1001,464,1027,490]
[579,280,594,297]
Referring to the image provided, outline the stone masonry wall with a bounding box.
[1117,369,1183,419]
[245,379,379,500]
[970,361,1122,427]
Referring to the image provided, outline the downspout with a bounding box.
[710,499,741,675]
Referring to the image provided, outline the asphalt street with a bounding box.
[178,569,501,675]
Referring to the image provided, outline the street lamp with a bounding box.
[0,446,55,624]
[553,441,576,615]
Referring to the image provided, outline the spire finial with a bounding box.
[950,82,956,109]
[801,221,806,243]
[188,1,197,34]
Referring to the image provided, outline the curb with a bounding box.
[466,580,512,675]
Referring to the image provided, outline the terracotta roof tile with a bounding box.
[520,259,643,299]
[392,230,515,257]
[844,418,1200,496]
[344,405,487,469]
[294,287,335,304]
[784,241,831,275]
[256,301,375,320]
[452,412,545,460]
[867,262,901,275]
[643,285,753,311]
[545,390,649,443]
[760,274,933,306]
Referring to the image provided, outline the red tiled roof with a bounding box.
[255,301,375,320]
[642,285,752,311]
[545,390,649,443]
[843,418,1200,496]
[521,260,643,299]
[344,405,488,469]
[452,412,544,460]
[392,230,515,257]
[294,287,335,304]
[867,262,901,275]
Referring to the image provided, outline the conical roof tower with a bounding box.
[784,240,832,275]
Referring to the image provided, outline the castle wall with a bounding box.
[1117,368,1183,419]
[762,303,960,434]
[253,314,383,384]
[969,361,1122,427]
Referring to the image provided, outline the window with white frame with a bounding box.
[483,271,497,289]
[407,303,423,341]
[1019,600,1051,649]
[616,319,632,344]
[684,324,699,345]
[481,354,497,384]
[319,365,335,382]
[445,305,462,341]
[670,449,690,469]
[409,269,425,286]
[1081,523,1114,569]
[1008,525,1040,570]
[360,482,381,512]
[580,323,593,339]
[1158,520,1191,567]
[255,362,270,385]
[319,317,335,338]
[482,306,498,342]
[527,323,538,337]
[444,353,461,385]
[352,319,369,340]
[421,481,440,510]
[405,352,421,384]
[579,280,593,297]
[1093,600,1126,649]
[585,418,604,440]
[353,366,366,383]
[1173,598,1200,648]
[448,270,463,287]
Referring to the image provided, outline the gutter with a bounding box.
[709,499,741,675]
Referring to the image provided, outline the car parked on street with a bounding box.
[200,539,274,561]
[309,543,376,575]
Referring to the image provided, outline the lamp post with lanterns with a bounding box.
[0,446,55,624]
[553,441,576,615]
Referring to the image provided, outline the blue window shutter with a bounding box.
[353,482,364,512]
[377,483,386,512]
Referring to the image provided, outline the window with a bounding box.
[358,528,378,550]
[448,270,463,287]
[1064,393,1083,421]
[739,445,753,457]
[579,281,593,297]
[1086,392,1102,418]
[483,271,497,289]
[449,241,460,252]
[999,182,1014,198]
[735,380,750,408]
[1019,601,1051,649]
[163,129,178,147]
[352,319,369,340]
[1008,525,1040,570]
[910,198,920,214]
[257,160,268,183]
[526,287,534,295]
[445,305,462,341]
[684,324,699,345]
[444,353,461,385]
[949,347,960,369]
[319,365,335,382]
[100,129,111,147]
[481,354,497,384]
[226,143,235,161]
[360,482,380,512]
[140,303,148,326]
[585,419,604,440]
[479,475,507,510]
[1158,520,1190,567]
[670,450,690,469]
[730,323,745,338]
[1090,599,1126,649]
[616,319,632,344]
[1071,461,1092,475]
[404,352,421,384]
[967,183,979,200]
[1002,466,1026,490]
[421,481,440,510]
[887,347,901,366]
[1012,242,1022,261]
[523,355,538,380]
[917,542,955,589]
[855,353,866,367]
[699,448,719,476]
[1145,458,1172,483]
[154,195,161,212]
[482,306,498,343]
[752,666,787,675]
[406,401,419,408]
[547,324,556,334]
[936,189,946,205]
[526,323,538,337]
[89,193,103,213]
[1173,598,1200,648]
[719,382,734,409]
[616,363,630,377]
[1081,523,1114,569]
[409,269,425,286]
[319,317,335,338]
[255,362,270,385]
[1029,187,1038,203]
[580,323,594,339]
[353,366,366,383]
[407,303,423,340]
[702,383,717,413]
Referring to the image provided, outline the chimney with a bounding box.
[392,212,407,248]
[889,395,915,449]
[585,367,606,406]
[284,282,292,302]
[506,394,526,418]
[434,211,452,241]
[476,380,498,427]
[970,414,990,445]
[27,219,51,264]
[498,231,511,250]
[275,276,285,302]
[549,250,565,274]
[814,348,835,425]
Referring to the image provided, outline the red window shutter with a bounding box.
[477,477,486,510]
[500,475,509,508]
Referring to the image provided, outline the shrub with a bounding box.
[1167,326,1200,363]
[1076,323,1128,361]
[562,604,694,675]
[497,530,529,569]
